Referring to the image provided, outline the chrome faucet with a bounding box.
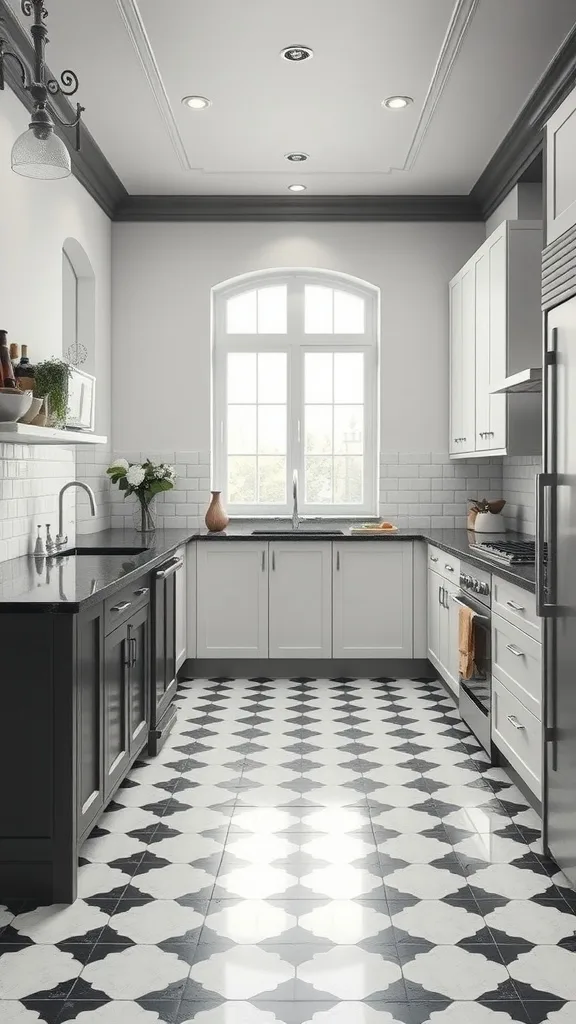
[56,481,97,549]
[292,469,300,531]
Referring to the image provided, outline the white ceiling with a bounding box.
[8,0,576,195]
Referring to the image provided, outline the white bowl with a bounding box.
[0,389,33,422]
[18,396,43,424]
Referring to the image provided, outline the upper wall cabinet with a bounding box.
[546,86,576,245]
[449,221,542,459]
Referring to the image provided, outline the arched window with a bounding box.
[212,269,379,517]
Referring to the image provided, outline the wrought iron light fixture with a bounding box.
[0,0,84,179]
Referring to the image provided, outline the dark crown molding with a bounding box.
[471,23,576,219]
[0,2,574,223]
[114,194,483,222]
[0,0,127,219]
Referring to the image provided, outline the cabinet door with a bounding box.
[333,542,413,658]
[175,546,187,670]
[103,622,130,800]
[449,275,463,455]
[487,230,507,451]
[427,568,442,667]
[76,603,105,837]
[546,86,576,244]
[197,542,268,657]
[128,604,150,756]
[269,542,332,658]
[460,262,477,453]
[441,580,460,698]
[475,247,491,452]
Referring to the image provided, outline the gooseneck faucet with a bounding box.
[56,481,97,549]
[292,469,300,531]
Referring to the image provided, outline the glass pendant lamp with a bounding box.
[11,120,71,179]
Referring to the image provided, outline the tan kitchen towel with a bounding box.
[458,604,476,681]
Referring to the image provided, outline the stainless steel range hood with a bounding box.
[491,367,542,394]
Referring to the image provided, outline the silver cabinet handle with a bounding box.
[506,644,524,657]
[438,584,443,607]
[445,564,454,572]
[272,550,276,571]
[507,715,525,730]
[261,550,266,572]
[506,600,525,612]
[111,601,131,613]
[430,555,439,563]
[336,551,340,571]
[156,557,184,579]
[135,587,149,597]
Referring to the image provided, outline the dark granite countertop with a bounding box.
[0,524,536,612]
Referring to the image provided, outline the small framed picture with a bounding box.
[66,367,96,432]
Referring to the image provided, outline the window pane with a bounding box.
[334,406,364,454]
[305,285,333,334]
[258,456,286,503]
[228,405,256,454]
[227,290,257,333]
[334,456,363,504]
[257,286,287,334]
[258,406,286,454]
[305,456,333,503]
[305,352,333,403]
[228,353,256,403]
[305,406,333,453]
[334,290,365,333]
[334,352,364,403]
[258,352,287,403]
[228,455,257,503]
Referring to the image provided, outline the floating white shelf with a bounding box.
[0,423,108,445]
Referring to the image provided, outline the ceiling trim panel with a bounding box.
[114,0,192,171]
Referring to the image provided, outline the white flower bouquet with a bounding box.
[107,458,176,532]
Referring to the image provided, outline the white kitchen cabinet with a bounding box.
[427,569,459,697]
[333,542,413,658]
[174,545,187,670]
[196,541,268,658]
[185,543,197,660]
[449,221,542,458]
[546,85,576,244]
[269,542,332,658]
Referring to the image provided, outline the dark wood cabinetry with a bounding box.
[103,619,132,801]
[149,555,183,755]
[129,603,151,754]
[76,603,105,837]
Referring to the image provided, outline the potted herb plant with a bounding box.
[107,458,176,533]
[34,358,72,428]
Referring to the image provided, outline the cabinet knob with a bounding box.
[134,588,149,597]
[430,555,439,562]
[444,564,454,572]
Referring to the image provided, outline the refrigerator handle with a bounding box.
[536,473,558,618]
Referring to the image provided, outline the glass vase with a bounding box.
[133,494,156,534]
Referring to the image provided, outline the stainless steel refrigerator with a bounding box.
[541,280,576,883]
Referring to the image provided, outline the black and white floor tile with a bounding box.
[2,676,576,1022]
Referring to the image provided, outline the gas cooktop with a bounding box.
[469,539,536,565]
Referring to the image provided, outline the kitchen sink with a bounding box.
[251,530,344,538]
[54,546,148,556]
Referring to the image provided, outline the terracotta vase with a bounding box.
[205,491,229,532]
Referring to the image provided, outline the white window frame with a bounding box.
[212,269,380,517]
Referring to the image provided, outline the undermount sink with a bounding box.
[251,530,343,537]
[55,546,148,556]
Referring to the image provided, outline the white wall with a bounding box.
[0,88,112,558]
[112,221,485,456]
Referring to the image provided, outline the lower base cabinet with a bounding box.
[197,541,269,657]
[427,568,459,695]
[333,542,414,658]
[77,603,105,838]
[269,541,332,657]
[103,620,131,800]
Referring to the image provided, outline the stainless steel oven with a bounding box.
[457,562,492,755]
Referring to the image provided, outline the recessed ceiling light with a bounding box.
[285,152,309,162]
[288,184,307,192]
[182,95,211,110]
[382,95,413,110]
[280,45,313,62]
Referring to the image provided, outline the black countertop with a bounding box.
[0,525,536,612]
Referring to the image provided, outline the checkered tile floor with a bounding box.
[2,676,576,1023]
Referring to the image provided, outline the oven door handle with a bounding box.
[451,594,490,623]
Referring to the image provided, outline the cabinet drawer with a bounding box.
[492,577,540,641]
[428,545,460,583]
[105,576,150,634]
[492,613,542,719]
[492,676,541,798]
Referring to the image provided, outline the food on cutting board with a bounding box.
[350,521,399,533]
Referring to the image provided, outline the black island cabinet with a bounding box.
[0,573,153,904]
